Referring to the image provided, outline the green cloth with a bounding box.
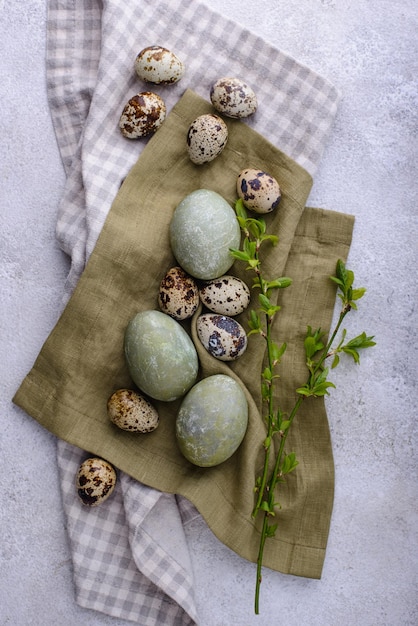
[13,89,354,578]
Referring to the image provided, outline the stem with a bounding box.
[251,246,282,518]
[321,310,348,365]
[252,308,275,517]
[254,514,269,614]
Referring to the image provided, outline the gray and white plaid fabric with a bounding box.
[47,0,341,623]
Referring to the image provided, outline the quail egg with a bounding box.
[107,388,159,433]
[196,313,247,361]
[210,77,257,119]
[158,266,200,320]
[199,275,250,316]
[119,92,166,138]
[187,114,228,164]
[76,457,117,507]
[237,168,282,214]
[134,45,185,84]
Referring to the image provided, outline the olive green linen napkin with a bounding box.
[13,89,354,577]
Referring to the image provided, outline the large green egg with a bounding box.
[124,310,199,402]
[169,189,241,280]
[176,374,248,467]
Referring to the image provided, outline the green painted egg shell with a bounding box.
[169,189,241,280]
[176,374,248,467]
[124,310,199,402]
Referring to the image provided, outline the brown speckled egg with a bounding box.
[76,457,117,507]
[187,114,228,164]
[237,168,281,214]
[199,275,250,316]
[158,266,200,320]
[196,313,247,361]
[210,77,257,118]
[134,45,185,84]
[119,92,166,138]
[107,388,159,433]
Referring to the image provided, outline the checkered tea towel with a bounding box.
[46,0,341,623]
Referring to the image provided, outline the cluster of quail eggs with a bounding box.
[187,77,258,164]
[119,45,185,138]
[158,266,251,361]
[117,44,259,169]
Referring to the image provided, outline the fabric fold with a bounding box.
[14,0,354,623]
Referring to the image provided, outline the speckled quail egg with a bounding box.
[119,92,166,138]
[199,275,250,316]
[76,457,117,507]
[107,388,159,433]
[196,313,247,361]
[210,77,258,119]
[187,114,228,164]
[134,45,185,84]
[158,266,200,320]
[237,168,282,214]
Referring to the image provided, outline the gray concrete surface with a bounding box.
[1,1,417,625]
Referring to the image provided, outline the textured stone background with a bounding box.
[1,1,416,624]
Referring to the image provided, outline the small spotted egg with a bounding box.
[76,457,117,507]
[119,92,166,138]
[134,46,185,85]
[237,168,282,214]
[199,275,250,316]
[158,266,200,320]
[196,313,247,361]
[107,388,159,433]
[210,77,258,119]
[187,114,228,164]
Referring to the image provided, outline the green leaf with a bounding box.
[247,221,262,240]
[236,216,247,230]
[342,346,360,363]
[248,309,261,330]
[266,305,281,318]
[243,237,257,257]
[280,420,291,432]
[304,336,317,359]
[346,269,354,290]
[311,381,336,396]
[281,452,299,475]
[261,382,269,400]
[259,293,271,310]
[265,523,278,538]
[266,277,292,290]
[234,198,247,219]
[257,218,266,235]
[229,249,249,261]
[351,287,366,301]
[260,501,272,513]
[331,354,340,369]
[271,342,286,362]
[329,276,344,288]
[296,386,312,397]
[262,367,273,381]
[336,259,348,285]
[345,332,376,349]
[260,233,279,246]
